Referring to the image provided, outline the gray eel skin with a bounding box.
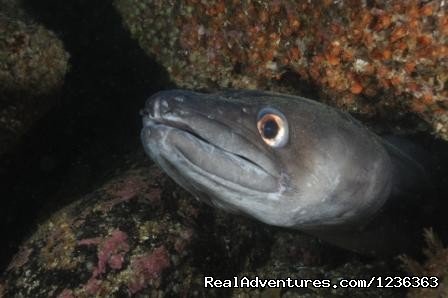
[140,89,432,256]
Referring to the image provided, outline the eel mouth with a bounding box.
[142,123,279,193]
[145,116,262,169]
[141,107,281,194]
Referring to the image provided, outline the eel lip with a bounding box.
[142,96,219,149]
[141,92,281,182]
[143,114,211,146]
[142,119,279,193]
[162,126,279,193]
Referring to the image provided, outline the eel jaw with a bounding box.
[141,118,291,225]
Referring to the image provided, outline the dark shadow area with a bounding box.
[386,133,448,257]
[0,0,174,270]
[426,137,448,241]
[278,69,321,99]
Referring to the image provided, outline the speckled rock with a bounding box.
[1,162,194,297]
[0,0,70,156]
[1,151,415,297]
[114,0,448,140]
[401,229,448,298]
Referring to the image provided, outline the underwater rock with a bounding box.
[0,0,70,156]
[1,163,186,296]
[401,229,448,298]
[1,152,408,297]
[114,0,448,140]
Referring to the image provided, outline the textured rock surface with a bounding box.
[1,160,185,297]
[402,229,448,298]
[0,0,69,156]
[114,0,448,139]
[1,152,404,297]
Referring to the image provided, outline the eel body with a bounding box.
[140,89,431,255]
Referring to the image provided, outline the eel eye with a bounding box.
[257,107,289,148]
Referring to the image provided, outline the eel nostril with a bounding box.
[159,99,172,114]
[139,108,149,117]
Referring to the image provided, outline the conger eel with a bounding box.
[140,89,432,255]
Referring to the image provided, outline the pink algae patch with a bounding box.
[106,176,144,200]
[84,278,102,296]
[128,246,171,294]
[174,228,194,254]
[78,229,130,295]
[57,289,75,298]
[77,237,102,246]
[99,175,160,212]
